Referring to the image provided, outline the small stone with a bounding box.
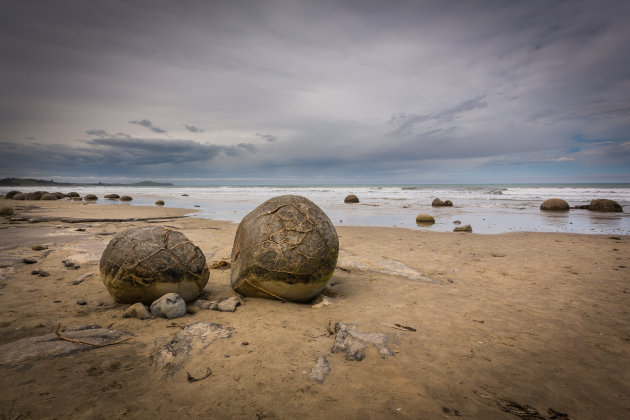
[312,295,333,309]
[76,299,87,305]
[72,273,93,285]
[75,228,86,232]
[241,341,249,346]
[209,296,241,312]
[31,269,41,275]
[210,260,231,270]
[453,225,472,233]
[453,220,461,225]
[308,355,331,383]
[63,259,81,269]
[122,302,152,320]
[23,257,37,264]
[31,245,48,251]
[150,293,187,319]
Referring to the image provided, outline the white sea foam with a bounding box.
[3,184,629,234]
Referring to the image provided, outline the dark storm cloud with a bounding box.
[184,125,204,133]
[129,119,167,134]
[255,133,277,143]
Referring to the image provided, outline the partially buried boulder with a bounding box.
[40,193,58,200]
[540,198,569,211]
[588,199,623,212]
[53,192,66,199]
[454,224,472,232]
[416,214,435,224]
[230,194,339,302]
[100,226,209,304]
[12,193,25,200]
[5,190,21,199]
[150,293,186,319]
[432,198,453,207]
[67,192,80,198]
[84,194,98,201]
[26,191,46,200]
[120,196,133,201]
[344,194,359,203]
[155,200,165,206]
[104,194,120,200]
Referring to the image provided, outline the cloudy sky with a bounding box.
[1,0,629,185]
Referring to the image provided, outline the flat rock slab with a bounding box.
[152,322,233,378]
[0,327,134,366]
[332,322,393,361]
[309,355,331,383]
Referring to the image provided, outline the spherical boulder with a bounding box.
[41,193,58,200]
[589,199,622,212]
[5,190,21,199]
[85,194,98,201]
[416,214,435,224]
[344,194,359,203]
[230,195,339,302]
[100,226,209,304]
[67,192,80,198]
[104,194,120,200]
[540,198,569,211]
[26,191,46,200]
[155,200,165,206]
[120,196,133,201]
[53,192,66,199]
[12,193,25,200]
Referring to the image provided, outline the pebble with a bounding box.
[72,273,93,285]
[123,302,152,320]
[31,245,48,251]
[150,293,187,319]
[76,299,87,305]
[208,296,241,312]
[22,258,37,264]
[63,259,81,269]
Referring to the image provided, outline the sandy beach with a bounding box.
[0,198,628,419]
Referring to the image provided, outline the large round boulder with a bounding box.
[67,192,80,198]
[540,198,569,211]
[100,226,209,304]
[344,194,359,203]
[5,191,21,199]
[85,194,98,201]
[589,199,622,212]
[230,195,339,302]
[416,214,435,224]
[26,191,47,200]
[120,196,133,201]
[41,193,58,200]
[12,193,26,200]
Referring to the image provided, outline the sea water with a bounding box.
[3,184,629,235]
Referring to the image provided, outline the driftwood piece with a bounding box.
[0,326,134,366]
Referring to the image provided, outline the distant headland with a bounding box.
[0,178,173,187]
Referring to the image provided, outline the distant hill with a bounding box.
[0,178,173,187]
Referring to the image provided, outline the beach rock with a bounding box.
[100,226,209,304]
[540,198,569,211]
[22,257,37,264]
[122,302,152,320]
[72,197,83,201]
[120,195,133,201]
[344,194,360,203]
[152,322,233,378]
[453,220,461,225]
[53,192,66,199]
[155,200,165,206]
[332,322,393,361]
[181,194,189,197]
[309,355,331,383]
[208,296,241,312]
[12,193,25,200]
[76,298,87,305]
[0,206,14,216]
[104,194,120,199]
[67,192,80,198]
[415,214,435,224]
[230,194,339,302]
[26,191,47,200]
[588,199,623,212]
[84,194,98,201]
[453,224,472,232]
[432,198,453,207]
[0,327,134,366]
[40,193,58,200]
[31,244,48,250]
[571,204,590,209]
[72,273,93,285]
[150,293,187,319]
[63,259,81,269]
[4,190,21,199]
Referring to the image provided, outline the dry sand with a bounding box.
[0,198,628,419]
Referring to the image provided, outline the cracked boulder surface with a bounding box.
[100,226,209,304]
[230,195,339,302]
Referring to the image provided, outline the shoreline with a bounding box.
[0,199,629,418]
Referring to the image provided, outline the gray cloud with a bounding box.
[184,124,204,133]
[1,0,629,182]
[255,133,277,142]
[129,119,167,134]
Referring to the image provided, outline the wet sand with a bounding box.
[0,199,629,419]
